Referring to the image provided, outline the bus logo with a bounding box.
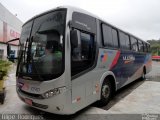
[123,55,135,64]
[101,53,108,62]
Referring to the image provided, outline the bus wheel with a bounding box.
[99,79,112,106]
[142,68,146,80]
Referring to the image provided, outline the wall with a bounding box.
[0,3,23,59]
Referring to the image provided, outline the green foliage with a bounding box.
[147,39,160,55]
[0,60,12,80]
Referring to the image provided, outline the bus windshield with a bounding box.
[17,10,66,80]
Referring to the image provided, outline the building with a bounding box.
[0,3,23,59]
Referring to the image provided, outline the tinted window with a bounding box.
[144,43,147,52]
[102,24,118,48]
[147,44,151,52]
[119,32,130,50]
[102,24,112,47]
[112,29,118,48]
[72,12,97,33]
[18,10,66,80]
[71,31,95,76]
[138,40,144,52]
[131,37,138,51]
[81,32,94,60]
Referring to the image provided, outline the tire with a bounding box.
[141,68,146,80]
[98,78,112,106]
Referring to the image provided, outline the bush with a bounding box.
[0,60,12,80]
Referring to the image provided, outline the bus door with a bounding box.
[70,29,96,110]
[70,12,97,111]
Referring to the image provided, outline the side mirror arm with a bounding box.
[6,38,20,45]
[6,38,20,61]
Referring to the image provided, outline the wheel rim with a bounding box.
[102,84,110,99]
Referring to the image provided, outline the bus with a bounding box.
[7,6,152,114]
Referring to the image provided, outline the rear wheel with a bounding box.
[142,67,146,80]
[98,79,112,106]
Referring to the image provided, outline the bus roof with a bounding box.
[23,6,150,45]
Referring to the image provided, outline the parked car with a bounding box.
[152,56,160,61]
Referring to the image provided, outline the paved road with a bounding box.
[0,61,160,120]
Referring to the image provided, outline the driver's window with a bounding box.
[71,31,94,76]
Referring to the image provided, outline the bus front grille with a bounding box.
[18,88,44,99]
[18,91,48,109]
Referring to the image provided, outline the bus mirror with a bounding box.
[7,44,11,57]
[70,30,79,48]
[6,38,20,62]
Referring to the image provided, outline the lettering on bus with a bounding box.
[123,55,135,64]
[75,21,91,30]
[31,87,40,93]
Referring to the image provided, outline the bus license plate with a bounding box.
[25,98,32,106]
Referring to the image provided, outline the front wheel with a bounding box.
[98,79,112,106]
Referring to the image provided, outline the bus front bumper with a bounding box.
[17,88,74,115]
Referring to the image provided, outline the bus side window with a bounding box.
[147,44,151,53]
[119,32,130,50]
[102,24,112,47]
[138,40,144,52]
[81,32,94,60]
[112,29,119,48]
[102,24,119,48]
[131,37,138,52]
[144,43,147,52]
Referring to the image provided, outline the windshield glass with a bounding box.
[18,10,66,80]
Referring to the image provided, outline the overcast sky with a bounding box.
[0,0,160,40]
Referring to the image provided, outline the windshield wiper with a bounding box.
[16,38,29,76]
[24,38,29,64]
[27,36,43,81]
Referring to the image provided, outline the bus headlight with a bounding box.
[42,87,66,99]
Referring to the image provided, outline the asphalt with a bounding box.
[0,61,160,120]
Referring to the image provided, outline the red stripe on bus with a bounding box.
[109,51,120,70]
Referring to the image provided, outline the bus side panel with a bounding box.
[111,51,151,89]
[71,48,119,112]
[111,50,137,89]
[144,53,152,74]
[71,71,102,112]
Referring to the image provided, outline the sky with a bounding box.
[0,0,160,40]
